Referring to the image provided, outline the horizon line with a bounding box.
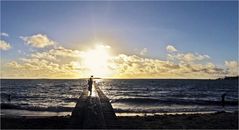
[1,77,238,80]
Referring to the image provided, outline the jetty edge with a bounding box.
[68,84,118,129]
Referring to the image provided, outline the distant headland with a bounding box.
[217,76,239,80]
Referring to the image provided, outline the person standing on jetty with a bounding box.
[221,93,226,107]
[88,75,94,96]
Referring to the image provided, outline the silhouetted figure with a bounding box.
[221,93,226,107]
[88,75,94,96]
[7,94,11,102]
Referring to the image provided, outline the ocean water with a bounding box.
[1,79,238,116]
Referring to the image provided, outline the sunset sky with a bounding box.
[0,1,238,79]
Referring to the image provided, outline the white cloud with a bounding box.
[3,45,91,78]
[20,34,55,48]
[140,48,148,55]
[1,32,9,37]
[225,61,238,68]
[5,52,227,79]
[49,46,82,58]
[6,58,86,78]
[166,45,210,63]
[31,52,57,61]
[133,48,148,55]
[168,52,210,63]
[0,40,11,51]
[108,53,224,78]
[1,42,236,79]
[225,60,238,76]
[27,46,83,64]
[166,45,177,52]
[7,61,22,68]
[178,53,210,62]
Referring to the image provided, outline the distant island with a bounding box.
[217,76,239,80]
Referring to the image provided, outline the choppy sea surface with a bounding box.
[1,79,238,116]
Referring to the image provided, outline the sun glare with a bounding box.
[82,44,112,77]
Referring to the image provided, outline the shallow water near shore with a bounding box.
[1,79,238,117]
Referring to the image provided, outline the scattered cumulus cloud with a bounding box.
[168,53,210,63]
[2,45,88,78]
[20,34,55,48]
[108,54,225,79]
[0,40,11,51]
[4,52,229,79]
[225,60,239,76]
[6,58,85,78]
[140,48,148,55]
[31,52,57,61]
[28,46,83,62]
[1,32,9,37]
[166,45,210,63]
[1,42,238,78]
[166,45,177,52]
[49,46,82,58]
[7,61,22,68]
[134,48,148,55]
[17,50,26,55]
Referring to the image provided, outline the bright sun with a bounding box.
[82,44,112,77]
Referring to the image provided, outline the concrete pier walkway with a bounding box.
[69,85,117,129]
